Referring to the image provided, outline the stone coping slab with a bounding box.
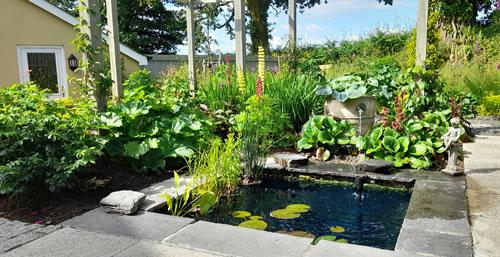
[163,221,312,257]
[63,207,194,241]
[303,241,425,257]
[114,240,230,257]
[1,227,138,257]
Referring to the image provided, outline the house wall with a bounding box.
[0,0,141,96]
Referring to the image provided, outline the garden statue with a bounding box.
[441,117,463,176]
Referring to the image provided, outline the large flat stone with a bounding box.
[304,241,423,257]
[114,240,226,257]
[272,152,309,167]
[140,176,192,211]
[402,180,469,236]
[469,216,500,257]
[0,224,62,254]
[0,220,41,239]
[1,227,137,257]
[63,207,193,241]
[396,227,472,257]
[164,221,312,257]
[467,172,500,195]
[467,189,500,217]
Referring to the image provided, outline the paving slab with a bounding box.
[0,224,62,254]
[114,240,230,257]
[140,176,192,211]
[467,189,500,217]
[164,221,312,257]
[1,227,137,257]
[0,220,41,239]
[303,241,424,257]
[63,207,194,241]
[469,216,500,257]
[396,228,472,257]
[401,180,469,236]
[466,172,500,195]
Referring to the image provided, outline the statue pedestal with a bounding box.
[441,143,463,176]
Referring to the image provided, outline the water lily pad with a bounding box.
[270,209,301,219]
[276,230,315,239]
[285,204,311,213]
[330,226,345,233]
[232,211,251,218]
[238,220,268,230]
[249,215,263,220]
[335,238,348,244]
[312,235,337,245]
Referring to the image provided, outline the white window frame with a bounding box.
[16,46,69,98]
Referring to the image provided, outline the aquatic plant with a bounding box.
[312,235,348,245]
[270,204,311,220]
[161,172,216,217]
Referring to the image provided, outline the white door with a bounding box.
[17,46,68,98]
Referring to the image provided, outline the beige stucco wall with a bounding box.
[0,0,141,95]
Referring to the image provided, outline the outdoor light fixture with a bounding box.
[68,54,78,71]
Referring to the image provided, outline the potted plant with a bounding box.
[316,75,377,135]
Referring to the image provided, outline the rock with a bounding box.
[273,152,309,167]
[100,190,146,215]
[356,159,394,174]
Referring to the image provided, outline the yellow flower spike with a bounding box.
[237,68,246,93]
[257,46,266,92]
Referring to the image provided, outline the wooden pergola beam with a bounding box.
[289,0,296,49]
[105,0,123,102]
[186,0,196,92]
[415,0,429,67]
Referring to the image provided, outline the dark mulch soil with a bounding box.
[0,159,173,225]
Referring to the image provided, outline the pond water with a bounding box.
[199,177,412,250]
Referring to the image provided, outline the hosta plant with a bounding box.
[297,115,355,161]
[99,70,212,171]
[316,75,378,102]
[356,111,450,169]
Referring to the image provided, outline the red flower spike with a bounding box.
[256,77,263,98]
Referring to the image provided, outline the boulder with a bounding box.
[273,152,309,168]
[356,159,394,174]
[100,190,146,215]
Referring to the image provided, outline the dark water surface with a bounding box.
[200,178,412,250]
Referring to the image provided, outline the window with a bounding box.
[17,46,68,97]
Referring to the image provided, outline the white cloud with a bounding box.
[303,23,323,32]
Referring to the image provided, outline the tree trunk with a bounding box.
[246,0,271,54]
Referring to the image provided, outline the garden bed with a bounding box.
[0,160,171,224]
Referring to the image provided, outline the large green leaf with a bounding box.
[124,141,149,159]
[369,127,384,146]
[297,138,313,151]
[318,131,335,145]
[174,146,194,157]
[409,143,428,156]
[397,137,410,153]
[346,85,367,99]
[100,113,123,127]
[383,136,400,153]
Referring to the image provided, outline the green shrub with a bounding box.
[478,95,500,116]
[0,84,104,194]
[99,70,213,171]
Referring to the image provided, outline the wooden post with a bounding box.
[105,0,123,102]
[79,0,107,112]
[234,0,246,71]
[186,0,196,92]
[288,0,296,49]
[416,0,429,67]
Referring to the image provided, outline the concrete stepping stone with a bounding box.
[100,190,146,215]
[1,227,137,257]
[164,221,312,257]
[63,207,193,241]
[303,241,424,257]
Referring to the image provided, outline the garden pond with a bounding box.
[197,177,412,250]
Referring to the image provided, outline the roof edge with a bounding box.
[29,0,148,66]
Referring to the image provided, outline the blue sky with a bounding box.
[174,0,418,54]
